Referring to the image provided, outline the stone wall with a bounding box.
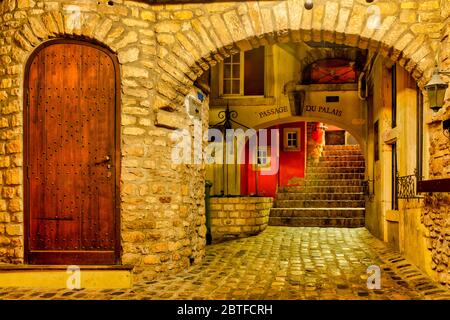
[419,0,450,289]
[0,0,209,278]
[210,197,273,243]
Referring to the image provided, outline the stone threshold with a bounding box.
[0,265,134,289]
[0,264,134,271]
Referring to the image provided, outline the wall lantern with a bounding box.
[424,66,450,112]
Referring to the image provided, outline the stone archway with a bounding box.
[255,116,367,156]
[0,0,447,286]
[151,0,446,285]
[154,0,439,113]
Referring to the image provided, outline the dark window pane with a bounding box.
[392,64,397,128]
[232,64,240,78]
[244,47,265,95]
[232,80,240,94]
[374,121,379,161]
[223,80,231,94]
[223,65,231,79]
[392,142,398,210]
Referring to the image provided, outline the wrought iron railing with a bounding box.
[396,169,423,200]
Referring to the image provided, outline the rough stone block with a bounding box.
[155,109,188,130]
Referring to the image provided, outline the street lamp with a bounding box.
[424,66,450,112]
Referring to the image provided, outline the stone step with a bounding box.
[306,167,365,174]
[275,193,364,201]
[269,216,365,228]
[274,200,365,208]
[305,173,365,180]
[270,208,365,218]
[319,155,365,162]
[308,160,366,168]
[278,186,365,194]
[279,179,364,187]
[273,144,365,228]
[321,150,363,156]
[304,179,364,187]
[323,145,361,151]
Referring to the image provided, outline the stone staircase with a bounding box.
[269,145,366,227]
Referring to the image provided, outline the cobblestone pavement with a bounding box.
[0,227,449,300]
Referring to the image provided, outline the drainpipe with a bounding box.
[358,72,368,100]
[205,180,213,245]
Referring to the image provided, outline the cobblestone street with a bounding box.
[0,227,449,300]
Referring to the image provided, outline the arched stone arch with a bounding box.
[10,10,143,70]
[156,0,438,111]
[254,115,366,155]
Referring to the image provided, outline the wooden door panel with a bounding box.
[25,41,119,265]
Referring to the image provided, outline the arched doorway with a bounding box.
[24,40,121,265]
[205,39,421,238]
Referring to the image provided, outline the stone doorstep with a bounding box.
[0,265,134,289]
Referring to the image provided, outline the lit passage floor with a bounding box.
[1,227,450,300]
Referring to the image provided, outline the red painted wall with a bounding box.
[240,122,306,197]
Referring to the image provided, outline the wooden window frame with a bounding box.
[283,128,301,152]
[220,52,244,96]
[219,49,265,98]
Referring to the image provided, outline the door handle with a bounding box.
[94,155,111,166]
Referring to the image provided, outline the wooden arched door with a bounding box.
[24,40,121,265]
